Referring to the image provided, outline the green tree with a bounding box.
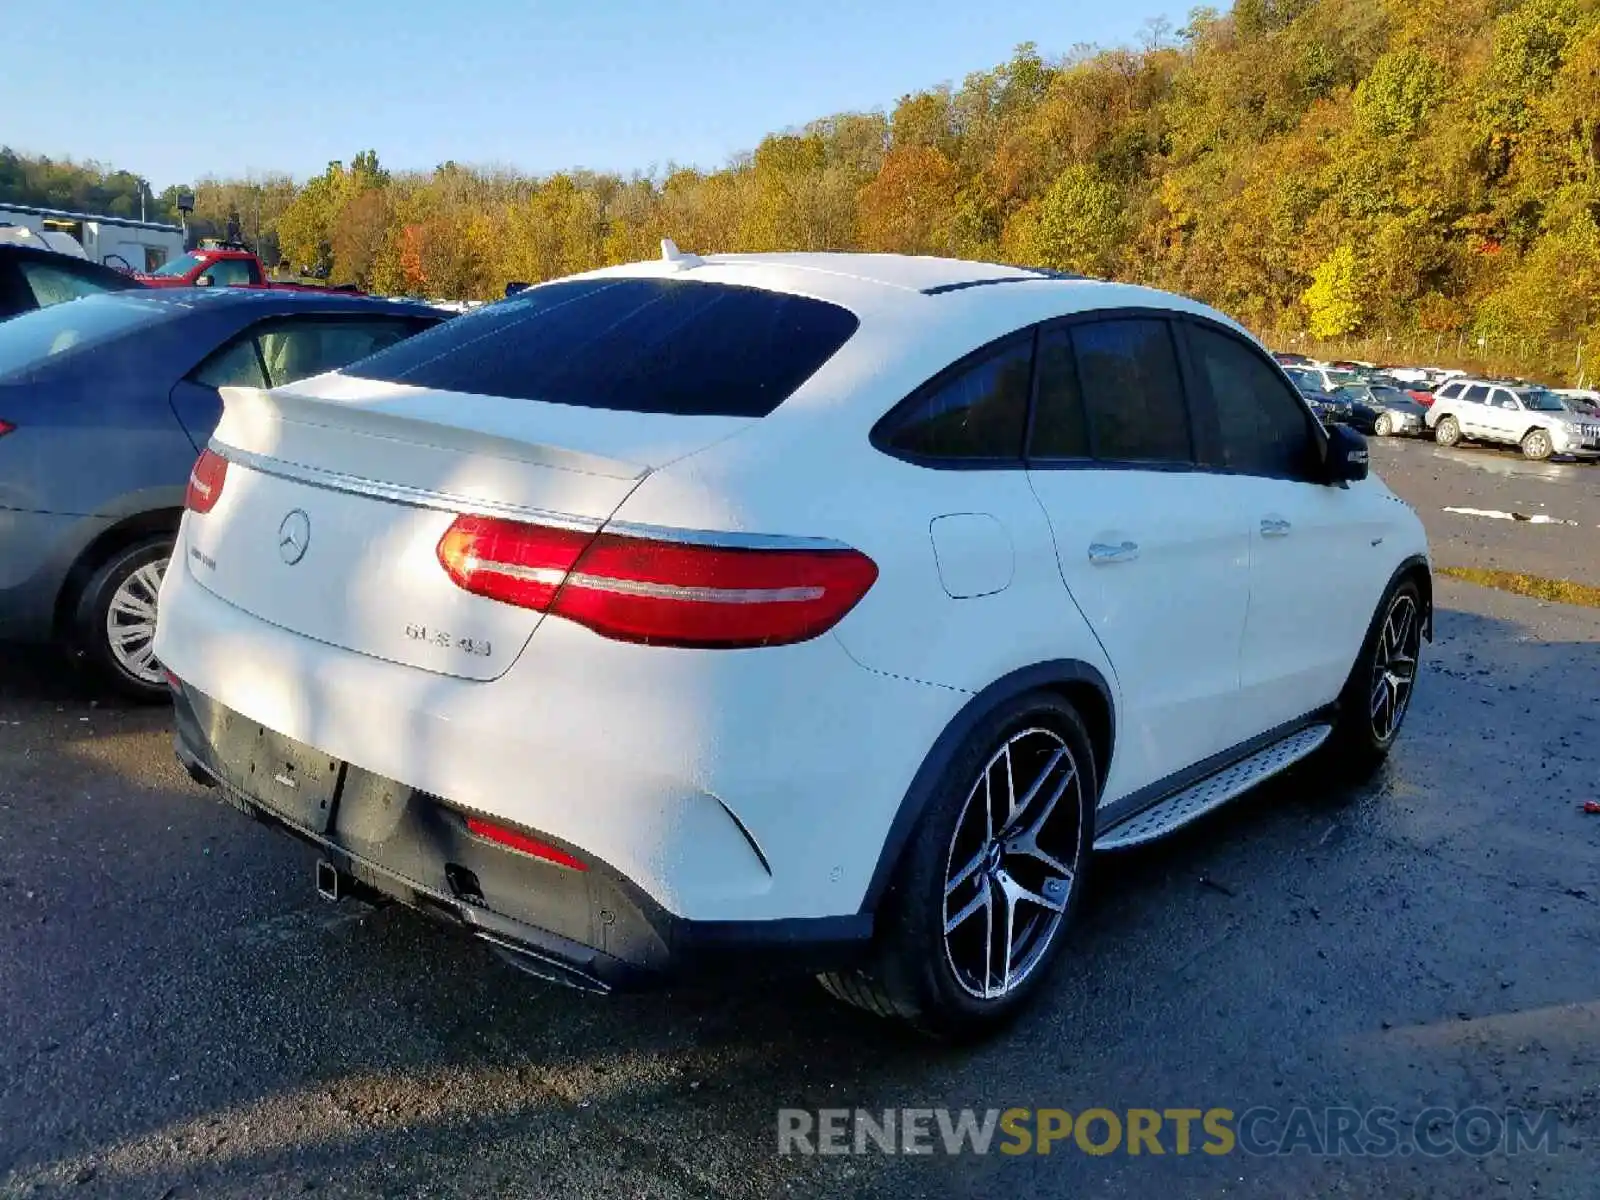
[1302,244,1366,337]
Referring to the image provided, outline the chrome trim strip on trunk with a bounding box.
[213,443,857,552]
[211,441,605,531]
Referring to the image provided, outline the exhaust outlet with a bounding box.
[314,859,343,902]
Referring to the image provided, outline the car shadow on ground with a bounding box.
[2,600,1597,1198]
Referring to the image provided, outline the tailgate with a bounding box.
[184,380,751,680]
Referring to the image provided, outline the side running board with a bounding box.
[1094,724,1333,851]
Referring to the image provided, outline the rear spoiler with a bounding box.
[214,384,651,481]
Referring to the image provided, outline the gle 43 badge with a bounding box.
[405,624,492,657]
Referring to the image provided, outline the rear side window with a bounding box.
[1461,384,1490,403]
[1070,318,1191,463]
[349,278,859,417]
[883,338,1031,460]
[192,337,267,389]
[1029,327,1090,458]
[256,317,420,386]
[1185,324,1316,479]
[191,316,427,391]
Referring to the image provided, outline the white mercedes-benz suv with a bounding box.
[155,249,1431,1037]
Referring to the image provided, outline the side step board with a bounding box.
[1094,723,1333,851]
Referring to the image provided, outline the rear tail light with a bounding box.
[465,816,587,871]
[0,419,15,438]
[185,449,228,514]
[437,514,878,648]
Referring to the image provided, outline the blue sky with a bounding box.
[7,0,1184,189]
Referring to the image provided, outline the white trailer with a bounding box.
[0,203,185,272]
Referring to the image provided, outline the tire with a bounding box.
[818,692,1097,1039]
[1372,413,1393,437]
[1433,416,1461,447]
[1520,428,1553,461]
[1324,577,1424,782]
[71,535,174,702]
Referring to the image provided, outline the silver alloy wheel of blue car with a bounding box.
[105,557,167,686]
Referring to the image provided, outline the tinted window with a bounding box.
[887,338,1031,460]
[1029,327,1090,458]
[1187,324,1315,478]
[0,294,170,381]
[350,278,859,417]
[18,260,119,308]
[1071,318,1191,463]
[1461,384,1490,403]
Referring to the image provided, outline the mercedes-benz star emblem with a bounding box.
[278,509,311,565]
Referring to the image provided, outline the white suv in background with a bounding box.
[155,251,1432,1038]
[1428,378,1600,461]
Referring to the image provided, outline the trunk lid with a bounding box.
[185,377,752,680]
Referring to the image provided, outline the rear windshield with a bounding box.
[346,277,860,417]
[0,293,172,381]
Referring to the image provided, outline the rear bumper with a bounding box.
[155,526,962,924]
[171,682,872,991]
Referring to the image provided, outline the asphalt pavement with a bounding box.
[1,435,1598,1199]
[1369,433,1600,587]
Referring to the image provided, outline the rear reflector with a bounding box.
[465,816,587,871]
[437,515,878,648]
[185,449,228,514]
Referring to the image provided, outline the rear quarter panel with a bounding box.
[0,339,197,517]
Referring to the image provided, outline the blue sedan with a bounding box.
[0,288,446,697]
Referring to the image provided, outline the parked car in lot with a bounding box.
[1374,366,1433,385]
[1283,369,1354,425]
[137,243,360,294]
[1334,383,1429,437]
[1,242,141,322]
[155,249,1431,1037]
[1554,388,1600,418]
[1285,364,1366,397]
[0,288,445,696]
[1427,378,1600,461]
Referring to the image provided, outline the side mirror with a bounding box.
[193,274,213,287]
[1324,423,1369,483]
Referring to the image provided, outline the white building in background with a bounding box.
[0,203,185,271]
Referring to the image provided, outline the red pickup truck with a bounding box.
[135,246,360,293]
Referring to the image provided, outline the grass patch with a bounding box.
[1437,566,1600,609]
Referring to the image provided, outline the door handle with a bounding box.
[1260,517,1292,538]
[1088,540,1139,565]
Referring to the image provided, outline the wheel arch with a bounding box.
[53,508,183,636]
[1389,554,1433,642]
[858,658,1114,913]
